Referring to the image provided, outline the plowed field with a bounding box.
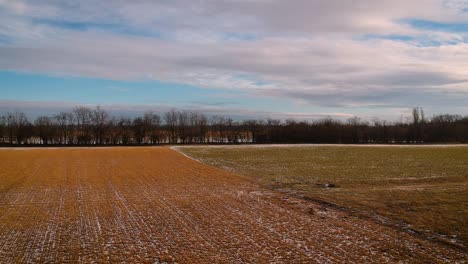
[0,148,465,263]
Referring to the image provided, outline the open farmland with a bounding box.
[179,145,468,249]
[0,147,466,263]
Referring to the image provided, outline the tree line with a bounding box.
[0,106,467,145]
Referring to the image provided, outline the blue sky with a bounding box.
[1,0,467,120]
[407,19,468,32]
[0,71,311,119]
[1,71,221,105]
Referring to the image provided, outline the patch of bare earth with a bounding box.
[0,148,465,263]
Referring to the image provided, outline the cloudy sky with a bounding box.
[1,0,467,120]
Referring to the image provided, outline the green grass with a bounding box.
[179,146,468,246]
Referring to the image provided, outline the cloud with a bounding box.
[0,0,467,115]
[3,0,466,35]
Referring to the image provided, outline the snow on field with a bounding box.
[0,147,465,263]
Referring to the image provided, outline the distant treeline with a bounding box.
[0,106,467,145]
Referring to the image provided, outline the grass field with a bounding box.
[179,145,468,248]
[0,147,466,262]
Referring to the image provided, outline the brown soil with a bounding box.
[0,147,465,263]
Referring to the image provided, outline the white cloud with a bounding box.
[0,0,467,114]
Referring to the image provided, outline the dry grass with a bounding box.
[0,147,466,262]
[179,145,468,248]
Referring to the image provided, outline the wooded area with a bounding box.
[1,106,467,145]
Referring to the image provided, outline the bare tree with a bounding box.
[5,112,30,144]
[165,109,178,144]
[243,120,262,144]
[198,113,208,143]
[34,116,55,144]
[0,115,5,144]
[5,113,16,144]
[412,107,421,125]
[144,111,161,144]
[411,107,426,142]
[177,111,189,144]
[1,105,467,146]
[92,106,110,144]
[73,106,93,144]
[54,112,74,144]
[347,116,362,143]
[132,117,145,144]
[118,117,132,145]
[187,112,207,144]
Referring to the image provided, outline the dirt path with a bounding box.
[0,147,465,263]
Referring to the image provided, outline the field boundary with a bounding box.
[170,146,204,163]
[1,143,467,149]
[178,143,468,148]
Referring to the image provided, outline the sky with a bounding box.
[0,0,467,120]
